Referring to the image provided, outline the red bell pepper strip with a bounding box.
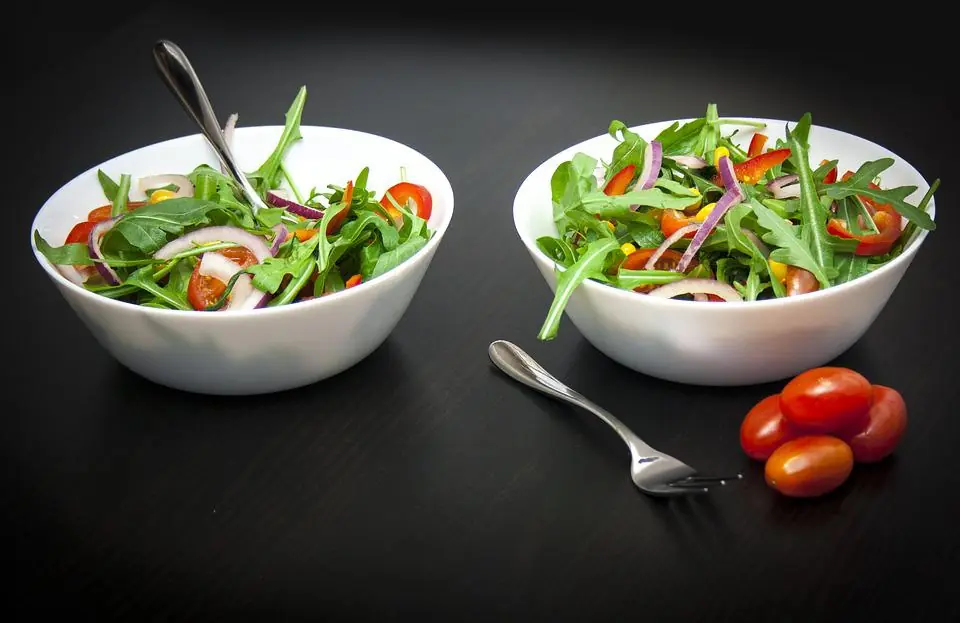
[326,180,354,235]
[820,159,837,184]
[827,198,902,256]
[715,148,791,186]
[603,164,636,196]
[747,133,768,158]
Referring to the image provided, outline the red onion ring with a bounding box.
[270,224,288,255]
[666,155,709,169]
[267,189,324,220]
[741,228,770,258]
[766,174,799,199]
[677,156,744,273]
[644,223,700,270]
[154,226,273,262]
[649,278,743,302]
[56,265,89,286]
[137,174,194,198]
[636,140,663,190]
[88,217,121,285]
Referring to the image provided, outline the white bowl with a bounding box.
[31,126,454,395]
[513,118,936,386]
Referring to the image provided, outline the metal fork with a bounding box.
[488,340,742,497]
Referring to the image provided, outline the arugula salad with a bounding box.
[536,104,939,340]
[34,86,435,311]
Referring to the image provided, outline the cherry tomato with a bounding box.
[186,248,260,311]
[620,248,700,294]
[841,385,907,463]
[784,266,819,297]
[764,435,854,498]
[740,394,803,461]
[603,164,636,196]
[65,220,97,245]
[780,367,873,434]
[379,181,432,222]
[660,209,696,239]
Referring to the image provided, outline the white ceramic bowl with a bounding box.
[31,126,454,395]
[513,118,936,386]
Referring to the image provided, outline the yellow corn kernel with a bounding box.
[694,202,717,222]
[690,187,701,196]
[606,220,616,232]
[688,187,703,211]
[620,243,637,256]
[768,259,788,283]
[713,146,730,169]
[149,189,177,204]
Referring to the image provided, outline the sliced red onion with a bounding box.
[636,140,663,190]
[137,174,194,198]
[644,223,701,270]
[88,217,121,285]
[666,155,709,169]
[266,189,324,220]
[197,252,264,311]
[56,265,88,286]
[154,226,273,262]
[677,157,744,273]
[270,224,288,255]
[741,228,770,258]
[766,174,800,199]
[649,278,743,302]
[222,113,238,174]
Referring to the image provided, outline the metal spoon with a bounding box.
[151,39,268,212]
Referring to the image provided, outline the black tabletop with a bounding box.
[9,4,958,620]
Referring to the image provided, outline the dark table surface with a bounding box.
[8,4,958,620]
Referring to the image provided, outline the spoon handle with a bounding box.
[152,39,268,211]
[488,340,654,457]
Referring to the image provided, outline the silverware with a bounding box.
[151,39,268,213]
[488,340,742,497]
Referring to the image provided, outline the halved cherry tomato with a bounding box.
[619,248,705,295]
[379,181,432,222]
[780,367,873,435]
[326,180,355,235]
[660,209,696,239]
[65,220,97,245]
[764,435,854,498]
[747,133,768,158]
[345,274,363,289]
[784,266,819,297]
[841,385,907,463]
[740,394,803,461]
[820,160,838,185]
[603,164,636,196]
[715,148,792,186]
[186,247,260,311]
[827,204,902,256]
[87,201,147,223]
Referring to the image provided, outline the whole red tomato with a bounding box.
[841,385,908,463]
[780,367,873,435]
[740,394,803,461]
[765,435,854,498]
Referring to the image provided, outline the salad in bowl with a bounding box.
[33,86,435,313]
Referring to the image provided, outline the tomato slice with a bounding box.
[659,209,696,239]
[187,247,260,311]
[87,201,147,223]
[379,181,433,222]
[747,133,768,158]
[603,164,636,196]
[619,248,702,294]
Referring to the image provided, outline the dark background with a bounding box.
[8,2,958,620]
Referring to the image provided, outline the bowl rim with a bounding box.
[30,124,455,319]
[513,116,937,311]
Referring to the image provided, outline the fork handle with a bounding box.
[488,340,657,458]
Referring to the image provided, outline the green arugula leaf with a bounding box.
[655,118,707,156]
[582,188,701,218]
[248,86,307,192]
[813,159,839,185]
[359,240,384,282]
[111,174,132,217]
[101,198,244,255]
[551,154,599,225]
[254,207,286,228]
[537,236,577,267]
[606,121,647,182]
[750,199,830,288]
[785,112,812,150]
[371,234,428,279]
[98,169,120,201]
[615,269,686,291]
[823,159,936,230]
[34,231,93,266]
[538,237,619,341]
[124,266,191,311]
[624,220,665,249]
[725,203,786,298]
[834,253,869,285]
[787,129,832,273]
[247,235,320,294]
[654,178,699,196]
